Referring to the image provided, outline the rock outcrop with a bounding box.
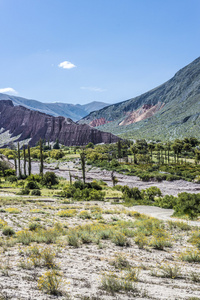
[0,100,119,147]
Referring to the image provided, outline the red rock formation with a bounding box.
[119,102,164,126]
[0,100,119,146]
[89,117,109,127]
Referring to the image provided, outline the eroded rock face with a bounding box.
[119,102,165,126]
[0,100,119,146]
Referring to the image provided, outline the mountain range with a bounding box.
[0,93,108,121]
[0,100,119,147]
[79,57,200,141]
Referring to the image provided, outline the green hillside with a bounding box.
[80,57,200,141]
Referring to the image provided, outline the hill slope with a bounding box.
[0,100,119,147]
[79,57,200,140]
[0,94,108,121]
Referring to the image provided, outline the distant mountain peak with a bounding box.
[0,93,109,121]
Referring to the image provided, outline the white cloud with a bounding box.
[58,61,76,69]
[80,86,106,92]
[0,87,18,95]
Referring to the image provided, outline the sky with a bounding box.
[0,0,200,105]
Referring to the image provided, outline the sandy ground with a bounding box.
[0,199,199,300]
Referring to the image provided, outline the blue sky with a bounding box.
[0,0,200,105]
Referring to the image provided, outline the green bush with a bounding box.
[7,175,18,183]
[26,174,42,182]
[174,192,200,219]
[4,169,15,176]
[31,189,41,196]
[155,195,177,209]
[17,188,30,195]
[25,181,39,190]
[42,172,59,188]
[2,226,15,236]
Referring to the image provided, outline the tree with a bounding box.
[53,138,60,149]
[39,139,44,177]
[80,151,86,184]
[17,142,22,178]
[131,145,138,164]
[111,171,118,187]
[148,143,155,162]
[28,143,31,176]
[23,145,26,177]
[117,140,122,159]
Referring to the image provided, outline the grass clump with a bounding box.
[0,219,7,228]
[134,232,148,249]
[188,231,200,249]
[112,231,128,247]
[111,254,131,269]
[149,228,172,250]
[57,209,77,217]
[158,264,181,279]
[180,249,200,263]
[101,273,138,296]
[5,207,21,214]
[79,210,92,219]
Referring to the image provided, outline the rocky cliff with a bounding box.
[0,100,119,147]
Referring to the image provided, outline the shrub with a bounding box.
[111,254,131,269]
[7,175,18,183]
[57,209,77,217]
[0,219,7,228]
[159,264,181,279]
[29,222,41,231]
[26,174,42,182]
[17,188,30,195]
[31,189,41,196]
[143,186,162,201]
[38,270,63,295]
[101,273,137,295]
[188,231,200,249]
[134,232,148,249]
[25,181,39,190]
[149,229,172,250]
[79,210,91,219]
[139,173,152,181]
[67,230,80,247]
[2,226,15,236]
[174,192,200,219]
[42,172,59,188]
[5,208,21,214]
[42,247,56,269]
[155,195,177,209]
[180,249,200,263]
[4,169,15,176]
[112,231,128,246]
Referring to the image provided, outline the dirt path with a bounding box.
[131,205,200,227]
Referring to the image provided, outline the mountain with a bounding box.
[79,57,200,141]
[0,94,109,121]
[0,100,119,147]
